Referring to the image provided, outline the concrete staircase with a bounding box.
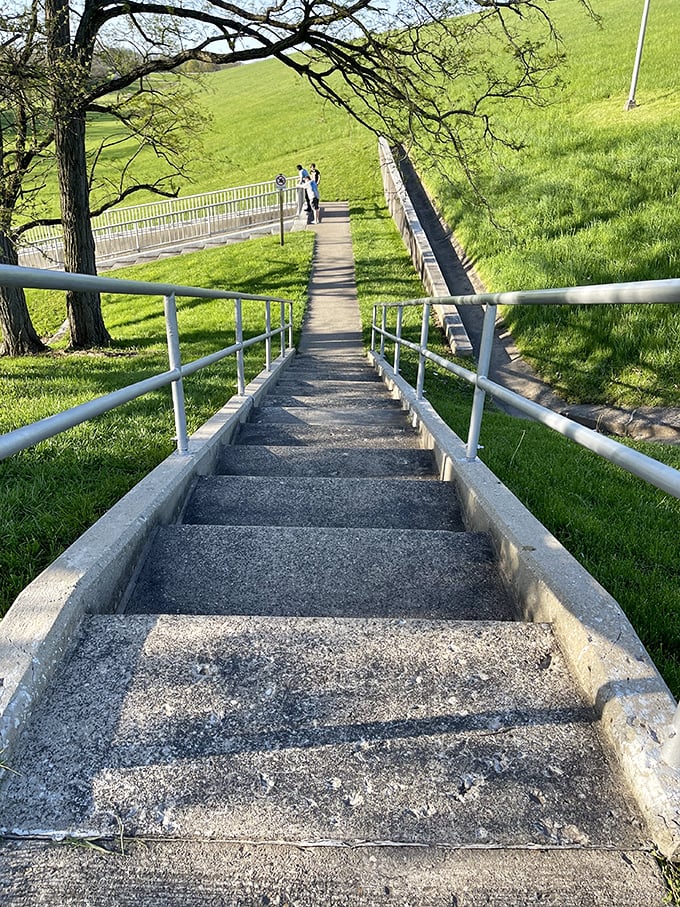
[0,204,667,903]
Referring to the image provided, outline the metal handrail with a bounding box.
[18,177,300,267]
[371,277,680,499]
[0,264,294,460]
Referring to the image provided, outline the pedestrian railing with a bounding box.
[372,278,680,500]
[18,178,300,269]
[0,265,294,461]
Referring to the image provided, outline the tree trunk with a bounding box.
[0,232,48,356]
[54,113,111,349]
[46,0,111,350]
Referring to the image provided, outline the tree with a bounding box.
[0,3,203,354]
[5,0,584,352]
[0,5,50,354]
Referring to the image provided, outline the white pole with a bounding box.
[624,0,652,110]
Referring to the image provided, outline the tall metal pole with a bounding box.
[624,0,651,110]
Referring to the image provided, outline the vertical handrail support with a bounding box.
[163,293,190,455]
[235,296,246,395]
[466,303,497,460]
[416,302,431,400]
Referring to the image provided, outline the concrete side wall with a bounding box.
[370,352,680,861]
[378,138,473,358]
[0,352,294,759]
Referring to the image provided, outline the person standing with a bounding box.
[297,164,311,214]
[310,163,320,186]
[305,175,320,224]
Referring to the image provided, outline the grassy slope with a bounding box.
[420,0,680,407]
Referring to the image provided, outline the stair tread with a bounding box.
[124,524,514,619]
[251,406,407,426]
[183,475,464,530]
[236,422,424,448]
[0,615,647,851]
[0,839,665,906]
[218,445,438,478]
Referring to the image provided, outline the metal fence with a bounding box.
[0,264,293,460]
[18,178,301,269]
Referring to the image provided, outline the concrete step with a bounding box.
[217,445,438,478]
[124,525,514,619]
[0,838,665,906]
[0,615,648,855]
[182,476,464,531]
[250,406,407,426]
[236,422,423,448]
[260,392,399,409]
[274,378,382,394]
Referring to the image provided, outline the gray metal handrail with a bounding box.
[371,277,680,500]
[0,264,294,460]
[18,178,301,268]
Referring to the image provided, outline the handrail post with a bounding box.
[394,305,404,374]
[371,306,377,354]
[466,303,497,460]
[265,300,272,371]
[235,296,246,395]
[288,301,293,350]
[416,302,430,400]
[380,305,387,358]
[280,301,286,357]
[163,293,189,454]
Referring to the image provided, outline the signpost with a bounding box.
[275,174,287,245]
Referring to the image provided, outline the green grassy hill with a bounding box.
[418,0,680,407]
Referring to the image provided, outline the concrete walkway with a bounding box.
[0,200,671,904]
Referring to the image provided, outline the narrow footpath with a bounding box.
[0,203,668,904]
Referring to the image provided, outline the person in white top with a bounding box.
[305,176,320,224]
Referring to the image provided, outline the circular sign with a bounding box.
[275,173,287,190]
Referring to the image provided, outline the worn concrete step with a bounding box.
[217,445,438,478]
[261,392,399,409]
[0,839,666,906]
[274,378,382,395]
[182,476,464,531]
[236,422,423,448]
[250,406,407,426]
[0,615,648,857]
[124,525,514,619]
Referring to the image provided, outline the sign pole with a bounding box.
[275,173,287,246]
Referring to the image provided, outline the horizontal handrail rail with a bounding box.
[375,277,680,308]
[0,264,294,459]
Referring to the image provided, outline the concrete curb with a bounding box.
[370,352,680,861]
[0,351,294,759]
[378,138,473,358]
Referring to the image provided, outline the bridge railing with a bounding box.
[0,264,294,461]
[18,178,301,268]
